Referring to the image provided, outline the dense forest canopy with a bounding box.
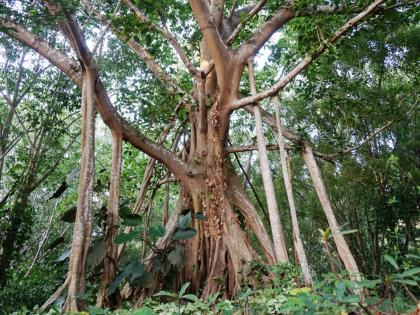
[0,0,418,314]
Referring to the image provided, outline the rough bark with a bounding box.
[63,68,96,312]
[301,141,360,280]
[96,131,123,308]
[248,60,288,262]
[274,97,312,286]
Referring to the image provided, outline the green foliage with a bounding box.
[49,265,415,315]
[114,230,142,244]
[149,224,166,238]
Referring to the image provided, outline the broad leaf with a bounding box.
[119,204,132,218]
[153,290,177,298]
[121,214,142,226]
[194,212,208,221]
[168,245,184,267]
[179,282,190,297]
[383,255,398,270]
[172,228,197,240]
[149,224,166,238]
[393,279,417,286]
[335,281,346,300]
[123,260,145,282]
[399,267,420,278]
[108,272,125,295]
[339,229,359,235]
[136,271,155,288]
[357,279,382,289]
[178,211,192,229]
[182,294,199,302]
[114,230,141,244]
[86,241,106,267]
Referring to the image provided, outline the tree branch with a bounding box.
[225,143,292,154]
[81,2,188,98]
[0,18,191,182]
[232,0,385,108]
[320,120,394,160]
[237,9,293,62]
[296,0,418,17]
[227,0,267,46]
[123,0,199,77]
[189,0,230,88]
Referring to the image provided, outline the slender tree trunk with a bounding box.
[322,236,338,275]
[301,141,360,280]
[248,60,288,262]
[274,97,312,285]
[162,171,170,225]
[63,69,96,312]
[242,146,253,186]
[96,131,123,308]
[24,208,55,277]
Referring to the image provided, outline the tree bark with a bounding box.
[301,141,360,280]
[274,96,312,286]
[96,131,123,308]
[63,68,96,312]
[248,60,288,262]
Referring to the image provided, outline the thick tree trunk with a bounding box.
[301,141,360,280]
[274,97,312,286]
[62,69,96,312]
[248,60,288,262]
[96,131,123,308]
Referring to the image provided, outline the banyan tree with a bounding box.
[1,0,408,311]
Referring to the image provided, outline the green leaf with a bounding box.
[290,287,312,296]
[341,295,360,303]
[168,245,184,267]
[399,267,420,278]
[123,260,145,282]
[114,230,141,244]
[357,279,382,289]
[194,212,208,221]
[119,204,132,218]
[122,214,142,226]
[131,306,157,315]
[154,290,177,298]
[178,211,192,229]
[339,229,359,235]
[179,282,190,297]
[136,271,155,288]
[384,255,398,270]
[393,279,417,286]
[149,224,166,238]
[108,272,125,295]
[335,281,346,300]
[86,241,106,267]
[182,294,199,302]
[172,228,197,240]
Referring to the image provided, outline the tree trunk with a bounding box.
[274,97,312,286]
[96,131,123,308]
[248,60,288,262]
[63,69,96,311]
[301,141,360,280]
